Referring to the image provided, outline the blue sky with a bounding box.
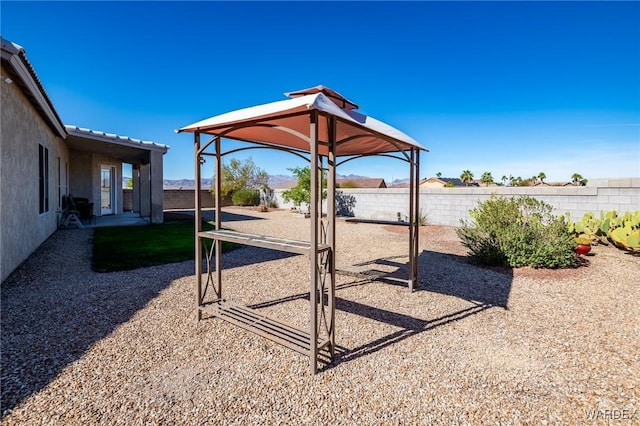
[2,1,639,183]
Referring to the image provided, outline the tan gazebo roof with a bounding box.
[178,85,427,157]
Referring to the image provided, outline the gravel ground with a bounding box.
[1,207,638,425]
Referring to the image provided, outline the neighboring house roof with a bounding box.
[421,177,467,186]
[1,36,66,137]
[337,178,387,188]
[532,181,575,187]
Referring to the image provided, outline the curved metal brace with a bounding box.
[221,145,310,163]
[335,135,412,164]
[198,136,219,156]
[336,152,411,168]
[334,133,373,146]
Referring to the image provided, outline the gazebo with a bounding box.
[177,86,427,373]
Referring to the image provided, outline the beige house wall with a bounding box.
[69,150,93,202]
[0,67,69,282]
[420,181,445,188]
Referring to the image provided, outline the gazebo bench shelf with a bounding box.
[198,229,331,254]
[197,229,335,372]
[201,300,333,357]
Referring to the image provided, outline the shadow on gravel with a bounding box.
[327,299,493,370]
[0,230,191,417]
[340,250,513,308]
[249,249,513,373]
[249,288,495,373]
[419,250,513,309]
[325,250,513,370]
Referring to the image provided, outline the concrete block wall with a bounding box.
[162,189,218,210]
[274,178,640,227]
[124,189,231,211]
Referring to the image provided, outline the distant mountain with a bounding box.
[336,173,369,180]
[267,175,294,186]
[157,173,373,189]
[390,178,410,187]
[163,178,213,189]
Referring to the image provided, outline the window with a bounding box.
[39,144,49,213]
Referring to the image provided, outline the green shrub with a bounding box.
[338,180,360,188]
[457,195,576,268]
[231,188,260,206]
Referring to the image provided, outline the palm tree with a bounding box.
[571,173,584,186]
[480,171,494,187]
[501,175,508,186]
[460,170,474,186]
[510,176,523,187]
[537,172,546,185]
[436,172,442,179]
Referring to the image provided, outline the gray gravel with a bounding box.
[1,207,638,425]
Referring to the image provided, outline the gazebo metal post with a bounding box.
[309,110,319,374]
[194,132,203,320]
[214,137,222,299]
[327,117,336,355]
[412,149,420,290]
[408,148,415,291]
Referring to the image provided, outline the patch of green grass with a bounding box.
[92,220,233,272]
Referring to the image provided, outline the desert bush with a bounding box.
[232,188,260,206]
[417,209,429,226]
[457,195,576,268]
[336,191,356,216]
[211,157,268,197]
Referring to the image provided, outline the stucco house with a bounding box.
[1,37,168,282]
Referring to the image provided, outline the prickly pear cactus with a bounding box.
[608,226,640,252]
[570,210,640,252]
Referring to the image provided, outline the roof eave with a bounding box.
[1,37,67,138]
[65,126,169,154]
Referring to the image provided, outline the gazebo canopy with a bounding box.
[177,85,428,157]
